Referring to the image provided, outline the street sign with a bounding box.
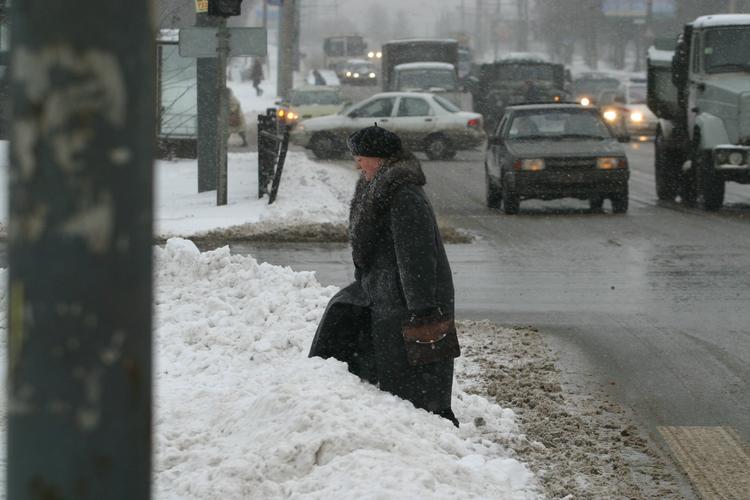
[179,27,267,58]
[196,0,208,13]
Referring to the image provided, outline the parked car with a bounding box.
[290,91,486,160]
[337,58,378,85]
[485,103,630,214]
[277,86,347,126]
[598,82,657,139]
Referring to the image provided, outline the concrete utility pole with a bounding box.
[475,0,483,56]
[197,12,222,193]
[516,0,529,52]
[277,0,296,99]
[8,0,154,498]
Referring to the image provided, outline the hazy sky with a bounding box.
[336,0,461,37]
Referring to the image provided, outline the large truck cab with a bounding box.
[649,14,750,210]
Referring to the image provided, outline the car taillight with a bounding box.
[467,118,481,129]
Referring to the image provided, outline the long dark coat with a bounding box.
[311,151,457,421]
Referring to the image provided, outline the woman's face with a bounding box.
[354,156,382,181]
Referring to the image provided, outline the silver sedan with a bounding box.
[290,92,486,160]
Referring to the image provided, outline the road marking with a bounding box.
[658,426,750,500]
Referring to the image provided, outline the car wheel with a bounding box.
[654,127,680,201]
[502,184,520,215]
[485,165,502,209]
[610,192,629,214]
[424,134,450,161]
[310,133,338,159]
[589,196,605,212]
[694,143,725,211]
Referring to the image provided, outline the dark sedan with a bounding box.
[484,104,629,214]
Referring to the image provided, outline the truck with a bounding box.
[647,14,750,210]
[380,38,473,110]
[467,53,568,132]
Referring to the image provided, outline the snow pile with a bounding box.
[154,239,539,499]
[155,152,357,239]
[0,242,539,498]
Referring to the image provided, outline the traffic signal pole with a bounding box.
[7,1,154,498]
[197,12,221,193]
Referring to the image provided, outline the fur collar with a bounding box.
[349,151,426,270]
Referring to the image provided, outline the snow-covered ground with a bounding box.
[0,240,541,499]
[0,141,356,240]
[155,152,356,240]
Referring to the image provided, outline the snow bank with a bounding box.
[0,241,539,498]
[155,152,356,239]
[154,239,538,499]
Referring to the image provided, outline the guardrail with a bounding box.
[257,108,290,204]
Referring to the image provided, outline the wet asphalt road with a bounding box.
[4,141,746,455]
[229,142,750,448]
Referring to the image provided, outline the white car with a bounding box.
[598,83,658,138]
[290,92,486,160]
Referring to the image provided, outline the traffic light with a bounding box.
[208,0,243,17]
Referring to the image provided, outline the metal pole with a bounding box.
[277,0,296,99]
[197,13,221,193]
[8,0,154,498]
[262,0,268,27]
[217,19,229,206]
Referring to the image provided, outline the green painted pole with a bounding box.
[7,1,154,498]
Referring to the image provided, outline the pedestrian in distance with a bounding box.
[251,57,264,96]
[310,125,461,427]
[227,88,248,147]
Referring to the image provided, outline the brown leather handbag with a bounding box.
[402,311,461,366]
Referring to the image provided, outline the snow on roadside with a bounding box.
[0,125,354,241]
[0,240,539,498]
[156,151,356,240]
[154,239,539,499]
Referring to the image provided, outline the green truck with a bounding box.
[648,14,750,210]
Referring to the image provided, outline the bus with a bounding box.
[323,35,367,73]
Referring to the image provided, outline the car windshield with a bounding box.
[507,109,612,140]
[433,95,460,112]
[703,27,750,73]
[572,78,620,97]
[626,85,647,104]
[397,69,457,91]
[290,90,341,106]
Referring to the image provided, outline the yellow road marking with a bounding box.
[658,426,750,500]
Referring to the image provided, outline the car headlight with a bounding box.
[580,97,591,106]
[729,151,745,165]
[368,51,375,58]
[630,111,643,122]
[376,51,382,58]
[369,72,376,78]
[514,159,545,171]
[346,71,352,77]
[717,150,746,165]
[603,109,618,122]
[597,157,627,169]
[353,72,360,78]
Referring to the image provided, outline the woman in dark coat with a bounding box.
[310,125,459,426]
